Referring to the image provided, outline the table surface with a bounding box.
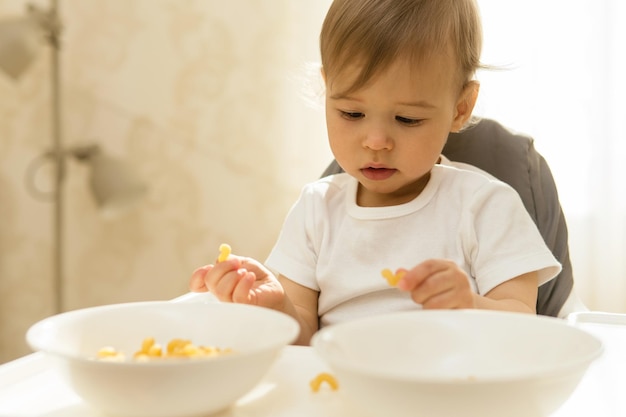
[1,312,626,417]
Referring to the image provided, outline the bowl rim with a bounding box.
[26,300,300,366]
[312,309,604,384]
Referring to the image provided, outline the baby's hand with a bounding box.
[189,245,285,309]
[395,259,475,309]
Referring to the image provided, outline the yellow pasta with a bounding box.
[310,372,339,392]
[167,338,191,355]
[381,268,406,286]
[96,346,125,362]
[133,337,163,359]
[96,337,233,362]
[165,338,232,358]
[217,243,232,262]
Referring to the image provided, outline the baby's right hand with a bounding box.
[189,254,286,310]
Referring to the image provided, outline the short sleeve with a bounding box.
[464,181,562,295]
[265,186,322,291]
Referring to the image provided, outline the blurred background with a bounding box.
[0,0,624,363]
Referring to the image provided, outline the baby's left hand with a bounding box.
[395,259,475,309]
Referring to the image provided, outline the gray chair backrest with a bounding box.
[321,118,573,317]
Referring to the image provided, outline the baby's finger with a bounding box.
[397,259,449,291]
[212,268,248,301]
[189,265,212,292]
[409,271,454,305]
[203,258,241,289]
[420,287,458,309]
[420,279,474,309]
[232,271,256,304]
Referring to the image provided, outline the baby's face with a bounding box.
[325,52,471,207]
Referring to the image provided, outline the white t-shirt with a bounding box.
[265,164,561,327]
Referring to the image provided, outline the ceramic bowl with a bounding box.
[312,310,602,417]
[27,300,299,417]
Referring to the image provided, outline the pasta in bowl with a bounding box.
[26,300,298,417]
[312,309,602,417]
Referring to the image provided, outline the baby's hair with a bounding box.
[320,0,485,95]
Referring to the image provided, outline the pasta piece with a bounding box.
[381,268,406,286]
[96,346,125,362]
[310,372,339,392]
[167,338,191,355]
[133,337,162,359]
[217,243,232,262]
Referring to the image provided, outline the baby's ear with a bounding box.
[451,81,480,132]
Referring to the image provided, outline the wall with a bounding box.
[0,0,332,363]
[475,0,626,313]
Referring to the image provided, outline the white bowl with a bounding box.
[26,301,299,417]
[312,310,602,417]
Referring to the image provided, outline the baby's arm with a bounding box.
[277,275,319,345]
[474,271,538,313]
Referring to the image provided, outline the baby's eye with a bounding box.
[340,111,364,120]
[395,116,423,126]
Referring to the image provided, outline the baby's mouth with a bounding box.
[361,166,397,181]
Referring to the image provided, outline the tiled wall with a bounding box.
[0,0,332,363]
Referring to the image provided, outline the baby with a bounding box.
[190,0,561,345]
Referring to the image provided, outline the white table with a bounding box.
[1,311,626,417]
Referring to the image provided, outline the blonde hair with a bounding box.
[320,0,483,94]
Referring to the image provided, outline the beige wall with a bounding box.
[0,0,332,363]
